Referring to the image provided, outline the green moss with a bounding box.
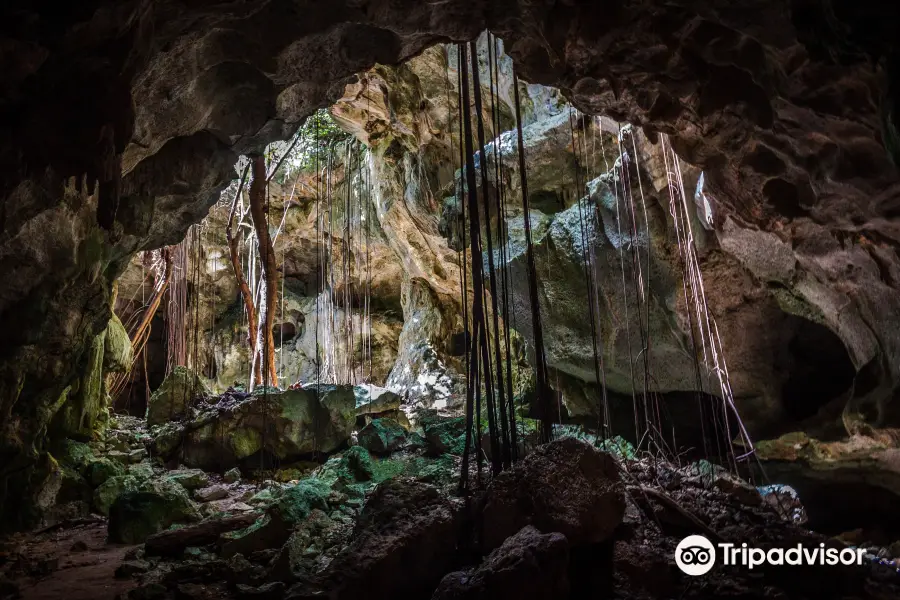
[771,288,826,326]
[274,478,331,525]
[370,457,406,483]
[229,427,263,460]
[596,436,636,460]
[52,331,107,439]
[107,482,200,544]
[146,366,210,427]
[422,416,467,456]
[58,439,95,472]
[357,418,407,455]
[85,457,126,486]
[103,313,133,373]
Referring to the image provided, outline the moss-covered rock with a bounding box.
[224,467,242,483]
[177,385,356,471]
[270,509,342,581]
[85,457,126,486]
[103,313,133,373]
[52,330,107,440]
[316,446,375,488]
[58,439,95,473]
[273,478,331,525]
[94,474,149,516]
[164,469,210,491]
[423,416,467,456]
[148,422,185,459]
[357,418,407,455]
[107,481,201,544]
[221,477,331,559]
[146,366,210,427]
[353,385,402,416]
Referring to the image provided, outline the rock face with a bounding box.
[310,479,459,600]
[432,526,570,600]
[107,480,201,544]
[357,418,407,455]
[481,437,624,551]
[155,385,358,471]
[2,0,900,530]
[146,367,211,427]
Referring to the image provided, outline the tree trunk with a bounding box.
[248,155,279,389]
[226,165,262,385]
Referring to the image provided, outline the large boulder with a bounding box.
[177,385,356,471]
[85,457,126,486]
[103,313,133,373]
[219,478,331,558]
[146,366,211,427]
[481,437,624,551]
[431,526,570,600]
[422,415,467,456]
[305,479,459,600]
[354,385,401,416]
[93,464,156,515]
[164,469,210,491]
[357,418,407,455]
[107,480,201,544]
[270,509,345,581]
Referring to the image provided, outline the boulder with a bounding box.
[107,450,132,465]
[85,457,126,486]
[165,469,210,491]
[431,526,569,600]
[354,385,402,416]
[146,366,211,427]
[58,439,95,473]
[94,470,155,516]
[224,467,242,483]
[178,386,356,471]
[107,480,201,544]
[149,422,186,458]
[357,418,407,455]
[481,437,624,551]
[309,479,459,600]
[220,478,330,558]
[269,509,343,581]
[103,313,133,373]
[145,512,259,557]
[423,416,467,456]
[195,484,229,502]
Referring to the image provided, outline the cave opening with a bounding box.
[780,316,857,422]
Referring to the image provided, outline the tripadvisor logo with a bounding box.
[675,535,867,576]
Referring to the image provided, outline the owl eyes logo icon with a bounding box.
[675,535,716,576]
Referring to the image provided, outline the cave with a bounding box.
[779,316,857,422]
[2,1,900,599]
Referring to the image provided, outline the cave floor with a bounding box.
[2,519,137,600]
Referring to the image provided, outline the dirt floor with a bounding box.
[1,519,136,600]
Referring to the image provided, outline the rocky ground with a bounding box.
[2,372,900,600]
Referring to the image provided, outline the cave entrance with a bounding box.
[779,316,856,422]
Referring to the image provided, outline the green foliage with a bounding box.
[268,109,354,183]
[596,436,636,460]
